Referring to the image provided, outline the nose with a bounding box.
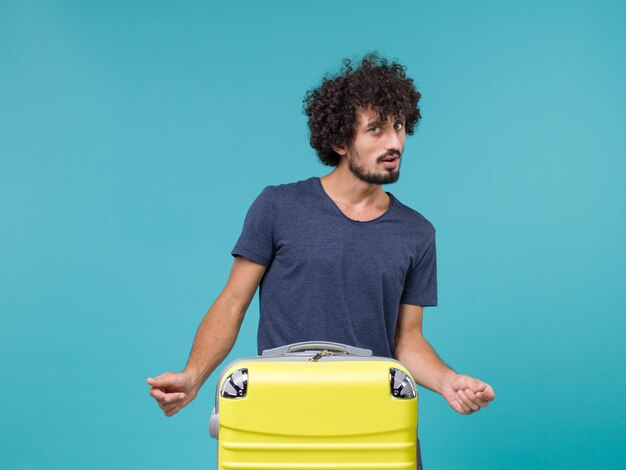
[386,128,402,151]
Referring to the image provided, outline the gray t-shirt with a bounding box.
[231,176,437,358]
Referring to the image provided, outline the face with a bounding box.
[338,107,407,185]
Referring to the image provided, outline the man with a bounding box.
[148,53,495,418]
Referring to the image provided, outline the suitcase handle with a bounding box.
[261,341,373,357]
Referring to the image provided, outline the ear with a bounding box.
[331,143,348,156]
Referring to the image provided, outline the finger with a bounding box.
[475,392,492,404]
[466,380,488,393]
[147,373,175,388]
[161,401,178,412]
[162,394,187,408]
[463,388,489,408]
[458,402,473,414]
[149,388,167,402]
[449,399,466,414]
[453,376,486,394]
[165,406,180,417]
[457,390,477,410]
[457,390,480,412]
[477,385,496,401]
[147,378,167,388]
[147,376,163,387]
[455,392,473,413]
[150,389,186,405]
[157,392,187,406]
[475,390,495,403]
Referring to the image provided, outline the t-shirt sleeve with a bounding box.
[400,232,438,307]
[231,186,276,266]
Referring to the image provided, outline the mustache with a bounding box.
[378,150,401,161]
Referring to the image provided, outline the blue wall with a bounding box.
[1,1,624,468]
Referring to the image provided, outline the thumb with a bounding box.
[452,374,486,392]
[466,378,488,393]
[146,372,175,388]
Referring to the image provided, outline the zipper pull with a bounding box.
[308,349,334,362]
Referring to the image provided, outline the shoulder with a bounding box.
[390,194,436,237]
[258,177,318,205]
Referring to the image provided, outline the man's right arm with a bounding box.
[147,256,267,417]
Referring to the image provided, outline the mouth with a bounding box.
[381,156,400,168]
[381,152,400,162]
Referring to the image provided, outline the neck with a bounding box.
[320,166,388,208]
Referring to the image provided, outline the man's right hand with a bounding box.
[147,371,199,417]
[147,258,266,417]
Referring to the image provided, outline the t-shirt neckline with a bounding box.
[313,176,395,224]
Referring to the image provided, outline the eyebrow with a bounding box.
[364,117,405,129]
[365,119,386,128]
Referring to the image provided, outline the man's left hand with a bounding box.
[440,374,496,415]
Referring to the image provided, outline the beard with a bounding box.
[347,148,401,185]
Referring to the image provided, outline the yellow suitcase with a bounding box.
[209,341,421,469]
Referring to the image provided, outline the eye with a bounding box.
[368,127,380,134]
[394,122,404,131]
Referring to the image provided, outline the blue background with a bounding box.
[1,1,625,468]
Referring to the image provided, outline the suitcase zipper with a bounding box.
[308,349,335,362]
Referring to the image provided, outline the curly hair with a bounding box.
[303,52,422,166]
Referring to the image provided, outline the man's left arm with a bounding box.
[393,303,496,414]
